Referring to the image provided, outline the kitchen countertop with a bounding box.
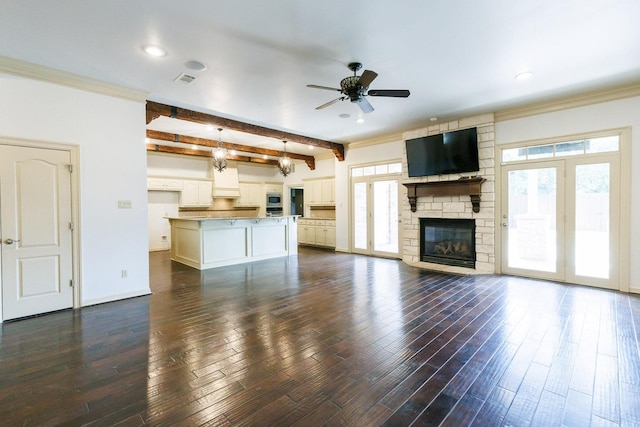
[167,215,299,221]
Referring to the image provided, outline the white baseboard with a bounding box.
[82,288,151,307]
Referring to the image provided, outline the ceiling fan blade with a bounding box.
[307,84,341,92]
[316,97,344,110]
[358,70,378,88]
[368,89,411,97]
[355,97,374,114]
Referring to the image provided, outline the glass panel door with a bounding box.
[502,162,564,281]
[372,179,399,256]
[351,176,400,258]
[353,180,368,252]
[565,154,619,289]
[502,155,619,289]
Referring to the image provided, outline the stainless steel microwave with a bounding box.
[266,193,282,207]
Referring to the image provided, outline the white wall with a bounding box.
[495,96,640,293]
[0,73,150,305]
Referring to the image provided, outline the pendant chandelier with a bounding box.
[212,127,227,173]
[278,140,292,177]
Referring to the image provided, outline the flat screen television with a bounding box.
[405,127,479,177]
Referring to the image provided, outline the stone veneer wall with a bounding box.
[402,113,496,274]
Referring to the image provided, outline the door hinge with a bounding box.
[69,222,74,231]
[65,164,73,173]
[69,279,75,288]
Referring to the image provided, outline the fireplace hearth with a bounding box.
[420,218,476,269]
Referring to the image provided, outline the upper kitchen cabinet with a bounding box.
[147,177,183,191]
[181,179,213,207]
[304,178,335,205]
[236,182,263,207]
[265,183,283,195]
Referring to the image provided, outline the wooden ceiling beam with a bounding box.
[146,144,280,166]
[146,129,315,170]
[146,101,345,161]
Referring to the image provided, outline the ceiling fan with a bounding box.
[307,62,410,114]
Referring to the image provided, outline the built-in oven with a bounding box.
[266,192,282,208]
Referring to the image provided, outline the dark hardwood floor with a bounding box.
[1,248,639,426]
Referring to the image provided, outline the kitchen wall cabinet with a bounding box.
[236,182,263,207]
[181,180,213,207]
[265,183,283,194]
[298,219,335,248]
[304,178,335,205]
[147,177,183,191]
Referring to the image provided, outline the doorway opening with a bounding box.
[290,187,304,216]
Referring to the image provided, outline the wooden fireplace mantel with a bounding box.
[403,177,486,213]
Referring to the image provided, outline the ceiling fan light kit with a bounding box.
[307,62,410,114]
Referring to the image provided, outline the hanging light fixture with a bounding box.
[278,140,292,177]
[212,128,227,173]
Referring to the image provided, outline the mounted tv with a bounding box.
[405,127,479,177]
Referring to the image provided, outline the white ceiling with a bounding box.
[2,1,640,156]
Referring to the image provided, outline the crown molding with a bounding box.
[495,82,640,122]
[0,55,148,102]
[347,132,403,150]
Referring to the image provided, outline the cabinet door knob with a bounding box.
[3,238,20,245]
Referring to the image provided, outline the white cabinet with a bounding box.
[298,219,335,248]
[304,178,335,205]
[147,177,183,191]
[265,183,283,194]
[181,180,213,207]
[236,182,263,207]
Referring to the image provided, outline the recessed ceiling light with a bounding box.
[191,145,198,150]
[184,59,207,71]
[263,155,268,159]
[230,150,237,155]
[308,146,314,150]
[143,45,166,57]
[205,124,214,131]
[515,71,533,81]
[339,113,351,119]
[430,117,438,122]
[356,118,365,124]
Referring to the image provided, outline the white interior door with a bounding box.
[1,145,74,321]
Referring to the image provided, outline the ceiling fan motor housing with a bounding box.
[340,76,366,102]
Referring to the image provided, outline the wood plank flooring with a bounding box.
[1,247,639,426]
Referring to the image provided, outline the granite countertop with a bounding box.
[167,215,299,221]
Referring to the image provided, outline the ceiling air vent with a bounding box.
[174,73,196,85]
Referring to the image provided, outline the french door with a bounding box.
[501,153,620,289]
[352,176,400,258]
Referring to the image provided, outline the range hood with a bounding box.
[212,165,240,198]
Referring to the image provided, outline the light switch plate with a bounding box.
[118,200,132,209]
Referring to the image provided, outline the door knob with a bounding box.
[4,238,20,245]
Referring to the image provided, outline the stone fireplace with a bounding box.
[401,114,496,274]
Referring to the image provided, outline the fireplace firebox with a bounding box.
[420,218,476,269]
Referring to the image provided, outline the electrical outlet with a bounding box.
[121,269,128,278]
[118,200,132,209]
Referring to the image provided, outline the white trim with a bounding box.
[0,55,148,102]
[495,83,640,122]
[82,289,152,307]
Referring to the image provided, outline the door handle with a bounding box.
[3,238,20,245]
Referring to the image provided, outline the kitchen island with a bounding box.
[167,215,299,270]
